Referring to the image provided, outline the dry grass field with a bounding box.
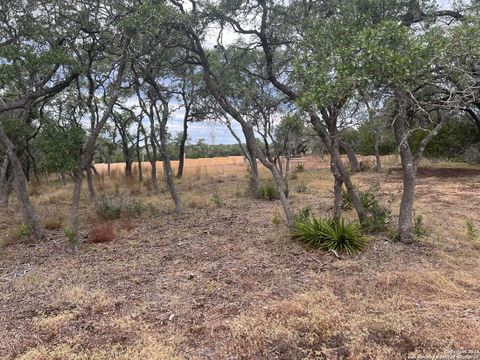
[1,155,480,359]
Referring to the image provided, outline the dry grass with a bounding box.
[43,216,63,230]
[1,155,480,359]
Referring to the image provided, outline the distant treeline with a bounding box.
[95,138,245,163]
[341,118,480,162]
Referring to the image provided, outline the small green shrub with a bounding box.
[64,227,78,246]
[413,214,428,237]
[294,206,311,223]
[466,220,477,241]
[96,195,122,220]
[259,182,278,201]
[124,198,145,218]
[146,203,160,217]
[211,193,224,207]
[296,182,308,193]
[342,185,392,233]
[292,217,367,255]
[16,224,32,240]
[387,227,400,242]
[295,163,305,172]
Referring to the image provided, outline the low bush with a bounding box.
[64,227,77,246]
[96,195,121,220]
[124,197,145,218]
[413,214,428,237]
[16,224,32,240]
[342,184,392,233]
[292,216,367,255]
[88,223,115,243]
[295,163,305,172]
[463,143,480,164]
[259,182,278,201]
[211,193,224,207]
[96,195,153,220]
[294,206,311,223]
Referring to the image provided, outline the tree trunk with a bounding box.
[0,125,44,238]
[271,165,294,227]
[159,123,183,212]
[60,171,67,185]
[136,128,143,182]
[241,125,260,197]
[338,140,359,172]
[333,176,343,219]
[330,134,368,224]
[177,116,189,179]
[393,92,416,243]
[70,168,83,235]
[284,155,290,198]
[145,120,161,195]
[0,173,13,208]
[125,157,133,180]
[86,164,96,200]
[0,155,11,207]
[225,119,259,196]
[107,155,111,176]
[45,171,50,186]
[374,137,382,173]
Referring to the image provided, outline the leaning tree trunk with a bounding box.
[176,115,189,179]
[330,133,368,223]
[338,140,360,172]
[0,173,13,208]
[0,126,44,238]
[86,164,96,199]
[225,119,260,196]
[159,123,183,212]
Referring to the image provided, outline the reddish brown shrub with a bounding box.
[88,223,115,243]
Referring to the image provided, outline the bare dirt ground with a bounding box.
[1,156,480,359]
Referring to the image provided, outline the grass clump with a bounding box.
[292,216,367,255]
[295,163,305,172]
[259,182,278,201]
[413,214,428,237]
[16,224,32,240]
[124,198,145,218]
[295,182,308,193]
[96,195,154,220]
[64,227,78,246]
[211,193,224,207]
[466,220,478,241]
[43,217,63,230]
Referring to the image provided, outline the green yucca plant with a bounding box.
[292,217,367,255]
